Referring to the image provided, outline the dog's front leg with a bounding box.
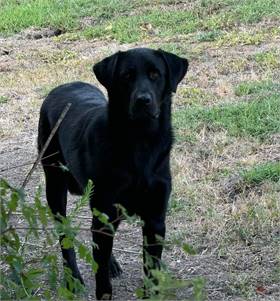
[141,178,171,296]
[91,207,120,300]
[142,216,166,276]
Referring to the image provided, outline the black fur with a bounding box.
[38,48,188,299]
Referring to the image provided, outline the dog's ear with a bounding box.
[158,49,188,92]
[93,51,120,90]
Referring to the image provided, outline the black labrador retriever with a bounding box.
[38,48,188,299]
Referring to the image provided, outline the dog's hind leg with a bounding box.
[44,165,84,286]
[39,114,84,288]
[91,202,121,300]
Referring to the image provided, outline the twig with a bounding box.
[12,212,93,220]
[0,226,13,235]
[21,103,71,189]
[0,152,59,173]
[21,242,45,248]
[91,229,114,238]
[113,247,140,254]
[19,241,59,249]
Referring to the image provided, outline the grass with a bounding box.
[229,0,280,23]
[253,49,280,68]
[0,95,9,104]
[83,9,200,42]
[204,0,280,30]
[196,30,221,42]
[242,161,280,185]
[234,80,280,96]
[177,87,209,106]
[216,30,266,46]
[0,0,137,35]
[1,0,280,43]
[0,0,83,34]
[83,0,280,42]
[173,95,280,140]
[218,57,250,74]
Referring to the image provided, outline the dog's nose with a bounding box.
[135,93,152,106]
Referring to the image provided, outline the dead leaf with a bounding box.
[256,286,267,294]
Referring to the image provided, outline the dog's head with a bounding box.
[93,48,188,121]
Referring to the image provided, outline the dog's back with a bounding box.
[38,81,106,141]
[38,81,107,193]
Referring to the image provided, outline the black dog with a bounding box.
[38,48,188,299]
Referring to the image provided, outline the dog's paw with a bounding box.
[100,293,112,300]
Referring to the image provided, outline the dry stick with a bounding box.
[0,151,60,173]
[21,103,72,190]
[113,247,140,254]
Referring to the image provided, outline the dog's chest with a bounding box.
[130,142,157,177]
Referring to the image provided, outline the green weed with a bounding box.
[0,179,95,299]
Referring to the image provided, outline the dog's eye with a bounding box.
[122,72,133,80]
[149,70,160,80]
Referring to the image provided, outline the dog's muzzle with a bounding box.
[129,92,160,120]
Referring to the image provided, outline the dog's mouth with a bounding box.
[129,109,160,121]
[144,109,160,119]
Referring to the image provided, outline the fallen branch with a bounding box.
[21,103,71,189]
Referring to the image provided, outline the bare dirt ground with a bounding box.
[1,28,280,300]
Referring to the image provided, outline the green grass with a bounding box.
[242,162,280,185]
[196,30,221,42]
[0,0,84,34]
[0,95,9,104]
[216,30,266,46]
[1,0,280,42]
[0,0,135,35]
[204,0,280,30]
[178,87,209,105]
[230,0,280,23]
[234,81,280,96]
[83,0,280,42]
[174,95,280,140]
[253,49,280,68]
[83,9,200,42]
